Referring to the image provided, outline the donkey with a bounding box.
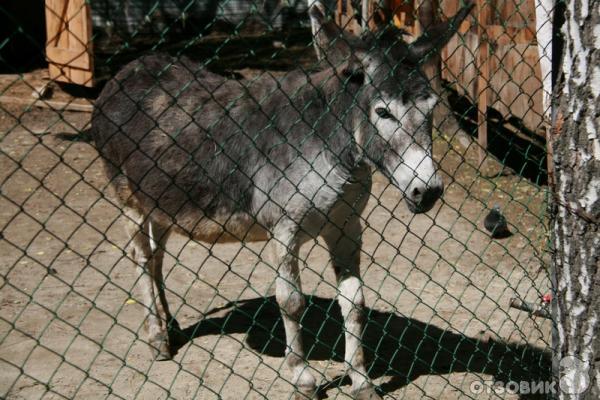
[91,3,473,399]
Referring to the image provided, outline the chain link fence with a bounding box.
[1,0,556,398]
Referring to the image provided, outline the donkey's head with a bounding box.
[310,3,473,213]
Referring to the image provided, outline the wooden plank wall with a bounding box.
[440,0,544,134]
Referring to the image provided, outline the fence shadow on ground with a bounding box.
[171,295,551,399]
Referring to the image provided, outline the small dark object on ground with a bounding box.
[484,205,512,238]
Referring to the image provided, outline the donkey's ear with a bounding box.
[408,2,474,63]
[309,2,354,63]
[308,1,326,25]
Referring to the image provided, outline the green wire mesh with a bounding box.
[1,0,553,399]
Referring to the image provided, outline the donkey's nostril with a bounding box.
[412,187,422,197]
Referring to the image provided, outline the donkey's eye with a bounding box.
[375,108,394,120]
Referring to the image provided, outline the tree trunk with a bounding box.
[552,0,599,398]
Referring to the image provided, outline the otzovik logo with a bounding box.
[468,355,591,395]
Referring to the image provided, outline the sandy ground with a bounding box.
[0,70,552,400]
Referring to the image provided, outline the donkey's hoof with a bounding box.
[352,387,382,400]
[294,386,318,400]
[149,339,172,361]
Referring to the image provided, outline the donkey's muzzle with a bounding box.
[406,183,443,214]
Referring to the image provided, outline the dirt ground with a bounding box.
[0,70,552,400]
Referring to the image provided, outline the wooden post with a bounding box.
[363,0,371,29]
[476,0,490,167]
[534,0,555,184]
[45,0,94,87]
[336,0,343,27]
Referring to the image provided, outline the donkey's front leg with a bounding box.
[272,229,317,399]
[323,220,381,400]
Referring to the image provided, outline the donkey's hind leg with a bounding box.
[124,207,172,360]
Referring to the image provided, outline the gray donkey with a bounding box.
[91,3,473,399]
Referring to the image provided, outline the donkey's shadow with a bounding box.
[172,296,551,398]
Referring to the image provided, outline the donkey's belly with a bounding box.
[153,163,372,244]
[171,208,270,244]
